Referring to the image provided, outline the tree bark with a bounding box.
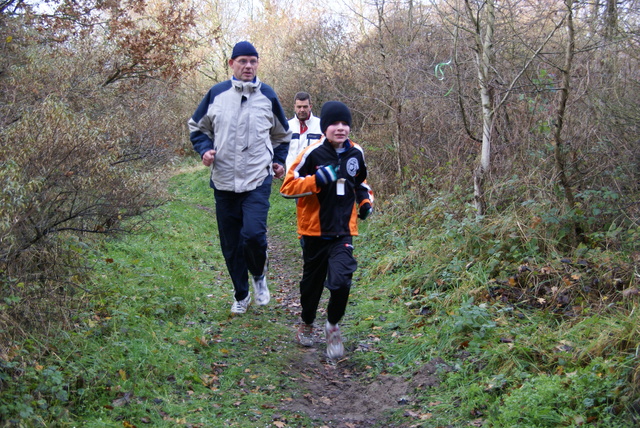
[553,0,581,243]
[470,0,495,218]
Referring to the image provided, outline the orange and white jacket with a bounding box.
[280,137,374,237]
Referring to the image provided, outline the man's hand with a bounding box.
[273,163,285,179]
[202,149,216,167]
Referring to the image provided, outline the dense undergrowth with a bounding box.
[1,166,639,427]
[349,188,640,426]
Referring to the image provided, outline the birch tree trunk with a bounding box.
[471,0,495,218]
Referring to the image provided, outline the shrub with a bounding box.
[495,358,632,427]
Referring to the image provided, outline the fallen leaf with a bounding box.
[112,392,133,407]
[319,396,332,405]
[531,216,542,227]
[200,374,218,387]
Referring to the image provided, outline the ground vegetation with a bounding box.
[1,0,639,426]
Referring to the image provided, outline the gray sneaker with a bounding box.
[231,294,251,314]
[252,258,270,305]
[325,321,344,359]
[297,323,314,347]
[252,275,270,305]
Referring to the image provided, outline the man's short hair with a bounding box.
[294,92,311,103]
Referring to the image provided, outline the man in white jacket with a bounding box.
[285,92,322,172]
[188,41,291,314]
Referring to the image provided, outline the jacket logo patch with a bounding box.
[346,158,359,177]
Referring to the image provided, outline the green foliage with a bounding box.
[451,299,496,339]
[496,358,632,427]
[1,166,639,427]
[2,0,640,425]
[348,183,640,426]
[0,96,170,342]
[0,167,317,427]
[0,4,199,344]
[0,360,73,424]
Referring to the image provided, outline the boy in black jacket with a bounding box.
[280,101,374,359]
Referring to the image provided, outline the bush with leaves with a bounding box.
[0,96,168,338]
[0,0,200,342]
[495,358,633,427]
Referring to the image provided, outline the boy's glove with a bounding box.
[315,165,338,187]
[358,203,372,220]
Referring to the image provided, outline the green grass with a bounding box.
[2,167,640,427]
[1,166,315,427]
[67,168,312,427]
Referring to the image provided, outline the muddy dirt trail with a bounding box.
[266,233,445,428]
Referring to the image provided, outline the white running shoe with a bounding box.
[325,321,344,359]
[252,258,270,305]
[252,275,270,305]
[297,323,314,347]
[231,294,251,314]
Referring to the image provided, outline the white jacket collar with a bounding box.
[232,76,260,94]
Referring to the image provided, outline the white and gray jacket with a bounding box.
[189,76,291,193]
[285,113,322,172]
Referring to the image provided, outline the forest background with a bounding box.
[1,0,640,426]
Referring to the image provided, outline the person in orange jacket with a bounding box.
[280,101,374,359]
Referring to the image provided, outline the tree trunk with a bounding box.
[553,0,581,244]
[471,0,495,218]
